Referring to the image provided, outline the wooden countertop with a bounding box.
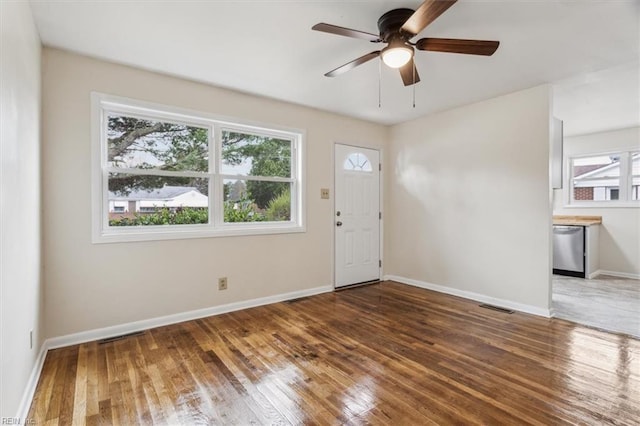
[553,215,602,226]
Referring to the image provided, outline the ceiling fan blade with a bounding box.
[312,23,381,42]
[401,0,458,36]
[416,38,499,56]
[325,51,381,77]
[399,58,421,86]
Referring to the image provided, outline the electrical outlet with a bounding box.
[218,277,228,290]
[321,188,330,199]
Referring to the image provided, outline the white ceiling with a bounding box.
[30,0,640,132]
[553,60,639,137]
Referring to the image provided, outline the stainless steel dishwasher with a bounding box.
[553,225,585,278]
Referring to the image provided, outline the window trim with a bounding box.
[91,93,306,243]
[566,149,639,208]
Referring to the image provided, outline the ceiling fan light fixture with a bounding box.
[312,1,499,86]
[381,43,413,68]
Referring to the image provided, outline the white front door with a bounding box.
[334,144,380,288]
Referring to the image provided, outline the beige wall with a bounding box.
[553,127,640,277]
[0,0,43,418]
[41,48,387,339]
[385,85,553,311]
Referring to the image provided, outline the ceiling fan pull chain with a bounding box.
[412,64,416,108]
[378,58,382,108]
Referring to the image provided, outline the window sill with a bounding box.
[564,203,640,209]
[92,223,306,244]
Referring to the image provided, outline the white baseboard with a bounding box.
[16,284,333,420]
[592,270,640,280]
[47,284,333,349]
[15,342,48,423]
[587,270,601,279]
[384,275,551,318]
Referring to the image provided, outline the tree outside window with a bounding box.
[93,94,303,243]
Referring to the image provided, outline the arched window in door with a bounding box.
[343,152,373,172]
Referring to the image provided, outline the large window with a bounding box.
[92,94,304,243]
[569,150,639,206]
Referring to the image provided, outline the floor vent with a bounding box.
[98,331,145,344]
[479,304,514,314]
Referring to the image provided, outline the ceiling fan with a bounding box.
[312,0,499,86]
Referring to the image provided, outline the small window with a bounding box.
[569,151,639,206]
[344,152,372,172]
[92,93,305,243]
[221,130,294,223]
[138,207,158,213]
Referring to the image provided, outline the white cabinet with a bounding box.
[551,117,563,189]
[585,225,600,279]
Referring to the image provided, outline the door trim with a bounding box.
[333,143,383,289]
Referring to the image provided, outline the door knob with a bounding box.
[336,221,343,227]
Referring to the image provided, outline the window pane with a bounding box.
[107,115,209,172]
[221,130,291,177]
[223,179,291,223]
[344,152,372,172]
[609,188,619,200]
[572,154,620,201]
[108,173,208,226]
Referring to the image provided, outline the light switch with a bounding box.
[320,188,330,199]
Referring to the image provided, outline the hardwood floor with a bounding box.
[28,281,640,425]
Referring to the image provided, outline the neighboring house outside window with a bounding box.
[569,151,639,206]
[92,93,305,243]
[108,185,208,219]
